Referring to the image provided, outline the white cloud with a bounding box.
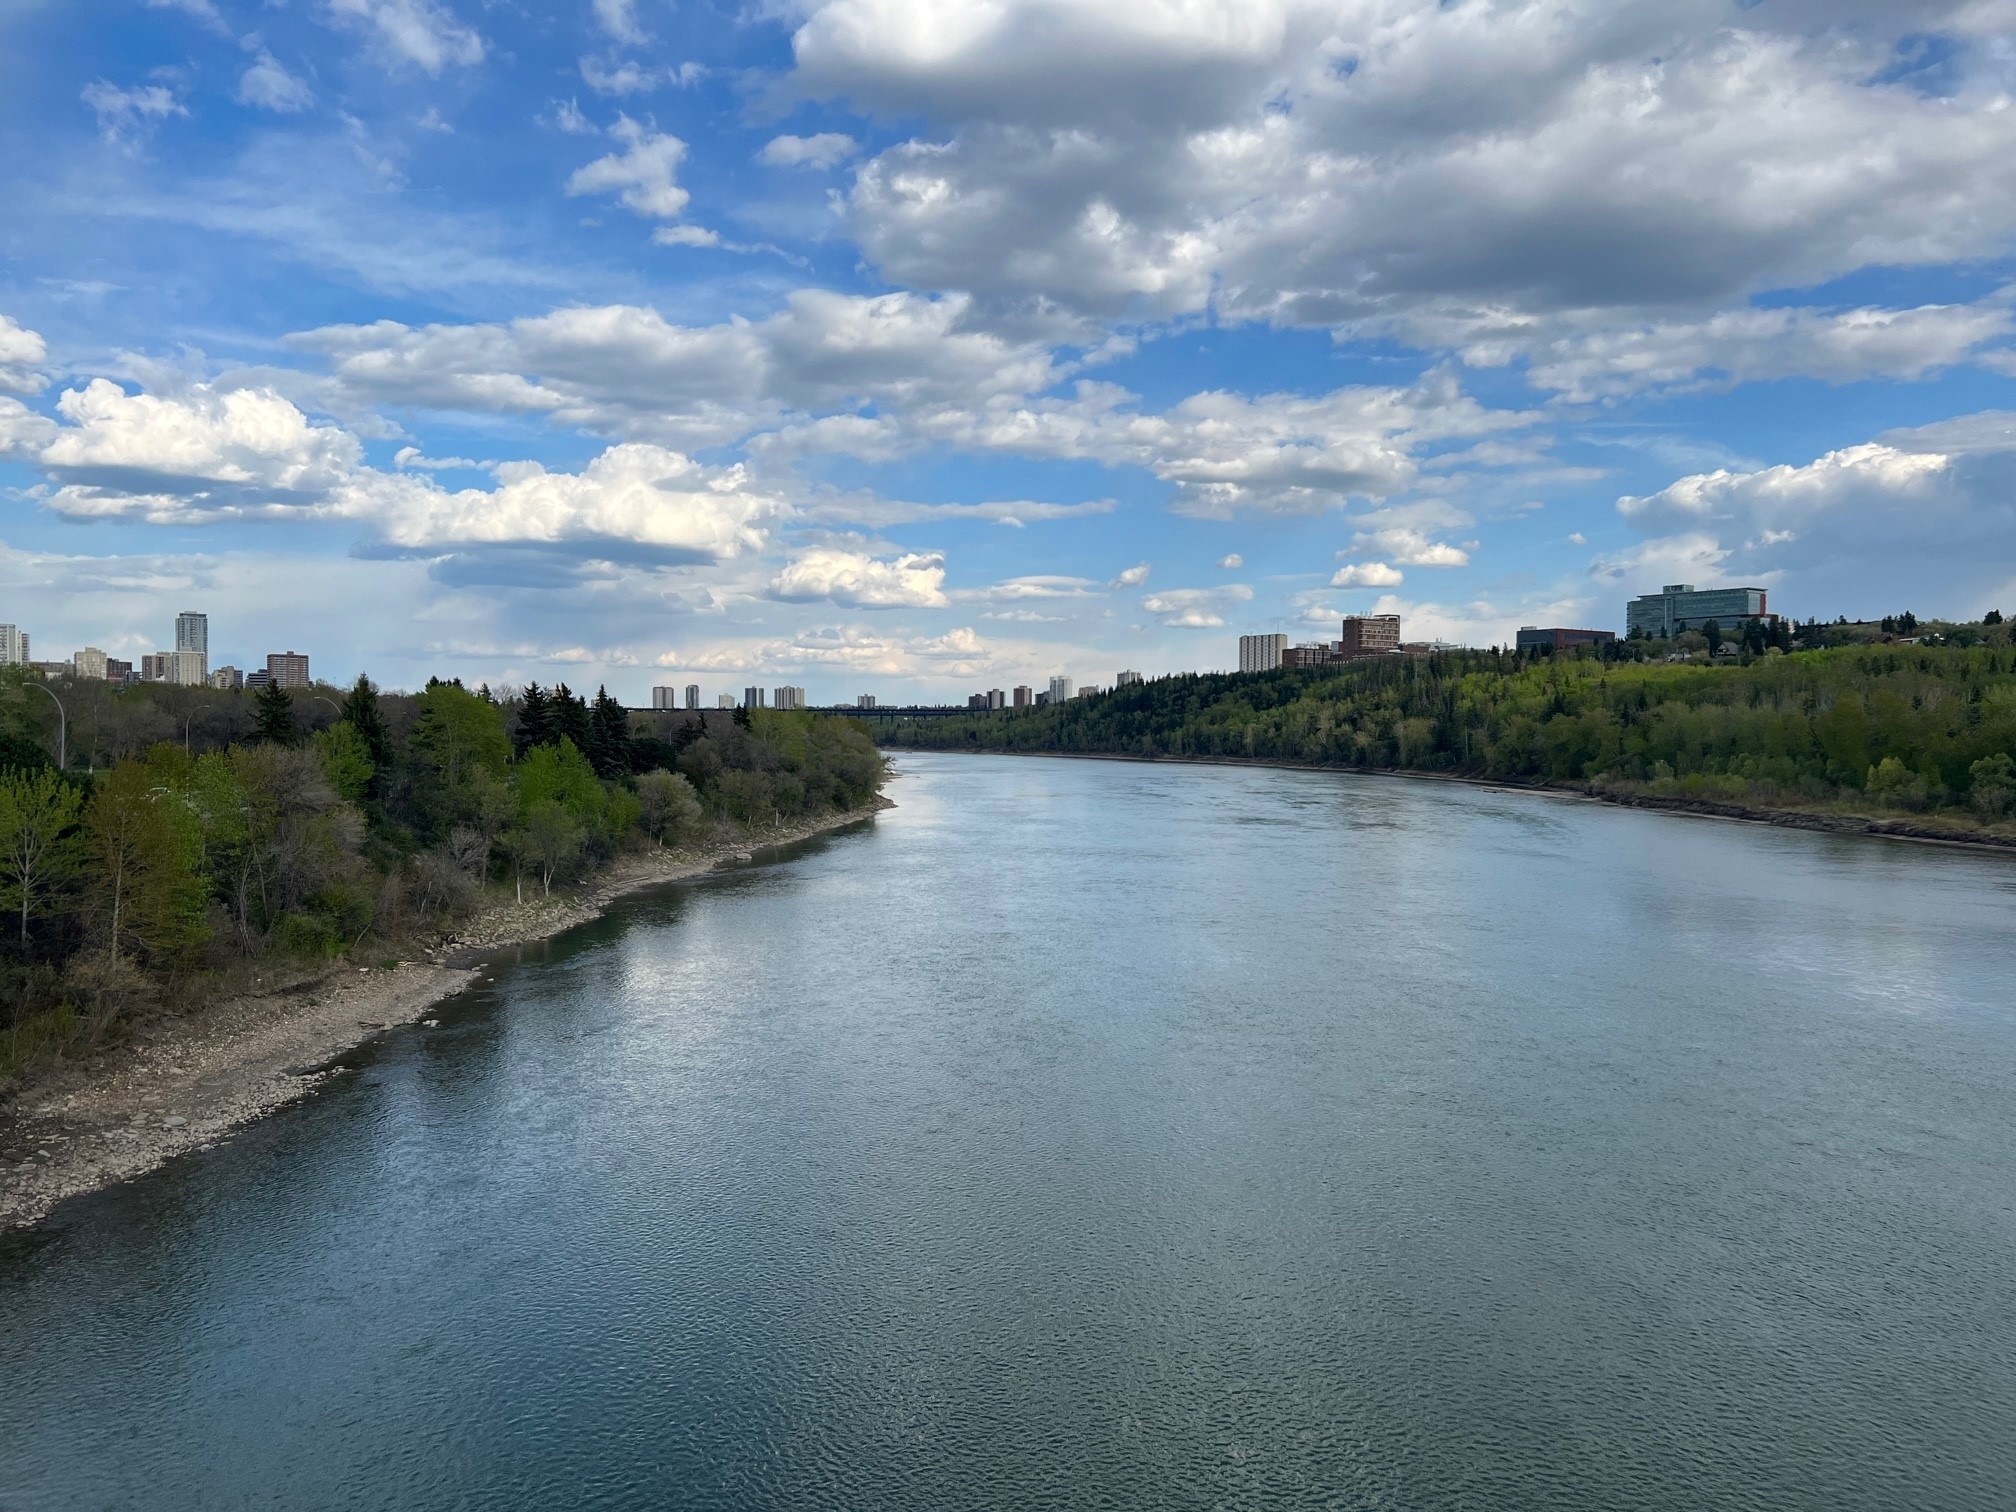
[959,575,1101,601]
[324,0,484,73]
[567,116,690,219]
[1617,443,1949,531]
[0,315,48,394]
[759,132,860,168]
[1111,561,1150,588]
[770,548,949,608]
[547,98,595,134]
[237,47,315,113]
[1471,302,2016,402]
[22,377,782,561]
[145,0,224,30]
[784,1,2016,333]
[1348,527,1469,567]
[1330,561,1404,587]
[593,0,646,46]
[0,399,58,457]
[1141,583,1252,628]
[652,224,719,247]
[1216,553,1242,568]
[82,80,187,146]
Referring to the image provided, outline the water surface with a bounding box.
[5,754,2015,1510]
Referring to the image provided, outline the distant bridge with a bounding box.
[627,704,980,726]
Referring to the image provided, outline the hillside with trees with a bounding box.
[883,631,2016,841]
[0,676,884,1085]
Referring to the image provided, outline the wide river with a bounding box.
[4,753,2015,1509]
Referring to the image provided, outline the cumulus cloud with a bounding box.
[784,1,2016,332]
[1330,561,1403,587]
[566,116,690,219]
[579,57,704,95]
[1216,553,1242,569]
[1348,528,1468,567]
[770,548,949,608]
[1141,583,1253,628]
[82,80,187,146]
[324,0,484,73]
[236,46,315,113]
[291,290,1063,447]
[759,133,860,168]
[20,377,781,562]
[0,315,48,394]
[1111,561,1150,588]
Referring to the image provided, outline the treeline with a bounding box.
[0,675,884,1080]
[884,643,2016,827]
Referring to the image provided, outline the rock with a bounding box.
[162,1116,187,1128]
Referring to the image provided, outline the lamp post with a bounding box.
[27,680,65,770]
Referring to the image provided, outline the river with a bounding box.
[4,753,2015,1510]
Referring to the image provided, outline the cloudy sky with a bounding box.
[2,0,2014,700]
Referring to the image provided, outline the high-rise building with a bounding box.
[1339,615,1401,658]
[743,686,766,709]
[857,695,877,709]
[1048,675,1074,704]
[0,625,29,665]
[210,666,244,691]
[106,658,132,683]
[1239,634,1287,673]
[246,668,273,689]
[73,647,109,680]
[985,689,1006,710]
[652,686,678,709]
[1012,685,1032,708]
[685,684,700,710]
[175,612,208,657]
[774,686,806,710]
[1625,584,1774,639]
[1116,669,1143,687]
[717,693,736,709]
[267,651,310,689]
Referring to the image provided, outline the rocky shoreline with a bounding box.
[0,802,890,1236]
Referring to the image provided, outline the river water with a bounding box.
[4,753,2015,1510]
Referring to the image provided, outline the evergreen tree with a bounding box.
[552,683,593,754]
[588,686,634,778]
[515,683,554,756]
[340,674,393,771]
[733,702,752,730]
[253,681,298,746]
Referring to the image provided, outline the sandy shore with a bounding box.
[0,802,889,1235]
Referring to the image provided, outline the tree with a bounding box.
[1701,619,1723,654]
[253,681,298,746]
[340,674,394,772]
[314,721,375,804]
[588,685,634,778]
[1984,609,2004,627]
[0,768,85,946]
[635,769,702,846]
[509,801,584,896]
[552,684,593,755]
[515,683,554,756]
[1970,753,2016,819]
[85,758,208,968]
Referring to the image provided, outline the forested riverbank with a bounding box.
[882,641,2016,846]
[0,674,885,1090]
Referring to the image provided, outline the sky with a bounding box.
[1,0,2014,703]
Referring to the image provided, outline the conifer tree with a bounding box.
[552,683,593,754]
[515,683,554,756]
[252,680,298,746]
[588,686,633,778]
[340,673,393,771]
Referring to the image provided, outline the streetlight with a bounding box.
[27,680,64,770]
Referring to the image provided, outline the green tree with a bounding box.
[635,769,702,845]
[0,768,85,946]
[588,685,634,779]
[514,683,554,755]
[340,673,394,772]
[314,721,375,804]
[1969,753,2016,818]
[85,758,208,968]
[509,801,584,896]
[253,681,298,746]
[514,738,607,833]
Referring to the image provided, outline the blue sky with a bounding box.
[2,0,2013,701]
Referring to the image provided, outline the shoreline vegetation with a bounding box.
[882,635,2016,854]
[0,673,890,1230]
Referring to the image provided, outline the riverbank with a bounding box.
[892,746,2016,855]
[0,800,890,1235]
